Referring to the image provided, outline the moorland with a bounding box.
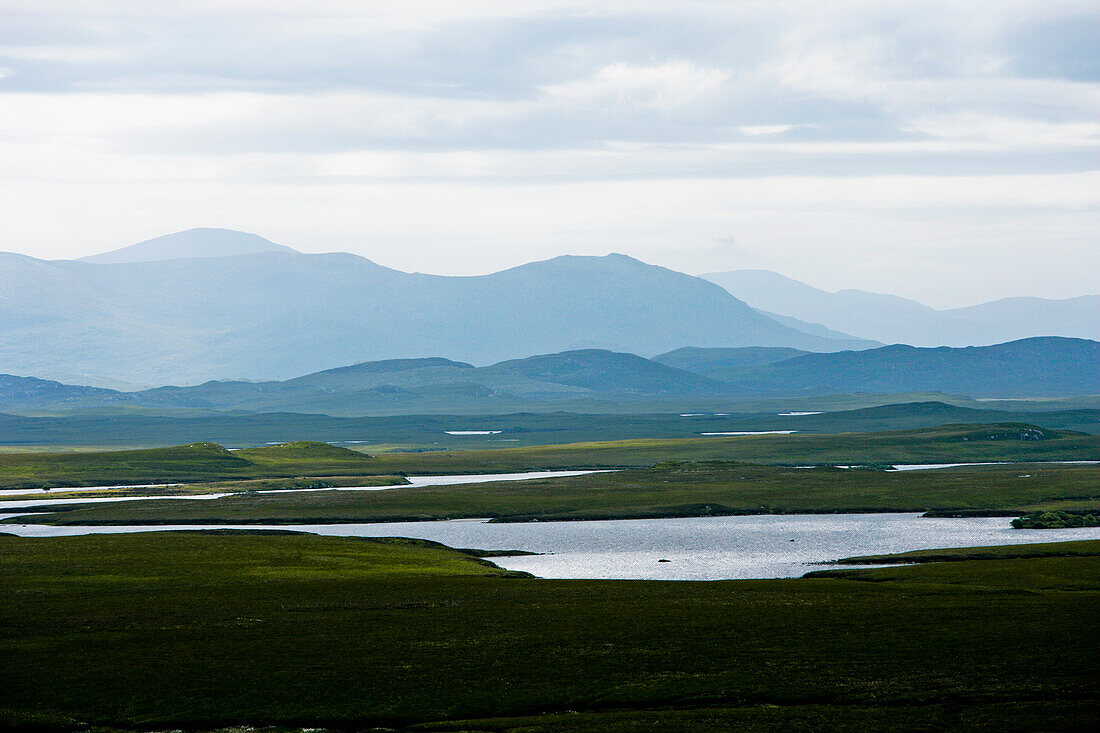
[2,231,1098,732]
[1,531,1098,732]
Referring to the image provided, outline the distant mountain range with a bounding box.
[2,337,1096,416]
[4,228,1095,389]
[703,269,1099,347]
[1,229,873,386]
[667,337,1100,399]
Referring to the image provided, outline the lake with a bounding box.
[3,512,1097,581]
[0,470,606,508]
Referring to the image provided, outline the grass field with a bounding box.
[1,531,1097,731]
[1,423,1097,493]
[0,474,407,502]
[361,422,1100,474]
[1,400,1098,452]
[814,538,1100,566]
[0,440,399,489]
[19,460,1100,526]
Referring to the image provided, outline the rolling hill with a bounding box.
[1,338,1096,417]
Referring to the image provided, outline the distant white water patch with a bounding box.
[700,430,798,436]
[890,460,1100,471]
[444,430,503,435]
[778,411,823,416]
[794,461,1100,471]
[0,483,180,498]
[0,471,608,512]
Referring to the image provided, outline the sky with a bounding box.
[0,0,1097,308]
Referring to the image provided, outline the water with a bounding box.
[0,470,606,510]
[700,430,797,436]
[3,513,1097,581]
[0,483,179,497]
[890,461,1100,471]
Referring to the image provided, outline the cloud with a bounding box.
[906,113,1100,147]
[543,61,728,111]
[0,0,1096,305]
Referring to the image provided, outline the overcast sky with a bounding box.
[1,0,1097,307]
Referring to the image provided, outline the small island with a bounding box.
[1012,510,1100,530]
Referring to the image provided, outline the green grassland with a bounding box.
[18,461,1100,526]
[0,474,407,502]
[816,538,1100,565]
[1,531,1097,731]
[361,422,1100,474]
[0,440,399,489]
[4,422,1097,492]
[1,400,1098,453]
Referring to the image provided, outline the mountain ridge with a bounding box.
[704,269,1099,346]
[1,234,874,385]
[1,338,1096,416]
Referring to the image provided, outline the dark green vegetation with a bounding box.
[0,440,398,489]
[804,540,1100,588]
[2,420,1097,493]
[1,532,1097,731]
[1012,510,1100,529]
[20,460,1100,526]
[357,422,1100,474]
[816,539,1100,566]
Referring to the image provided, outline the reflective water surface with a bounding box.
[3,512,1097,580]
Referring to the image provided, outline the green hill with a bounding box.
[0,440,381,489]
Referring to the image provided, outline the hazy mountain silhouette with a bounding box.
[0,231,873,385]
[653,346,809,381]
[79,228,297,263]
[704,269,1100,346]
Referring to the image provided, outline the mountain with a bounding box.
[718,337,1100,398]
[0,350,735,415]
[484,350,729,396]
[703,269,961,345]
[0,374,126,410]
[143,350,733,411]
[0,232,873,385]
[653,346,809,381]
[79,228,297,263]
[2,339,1097,417]
[752,309,881,345]
[946,296,1100,344]
[703,269,1100,346]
